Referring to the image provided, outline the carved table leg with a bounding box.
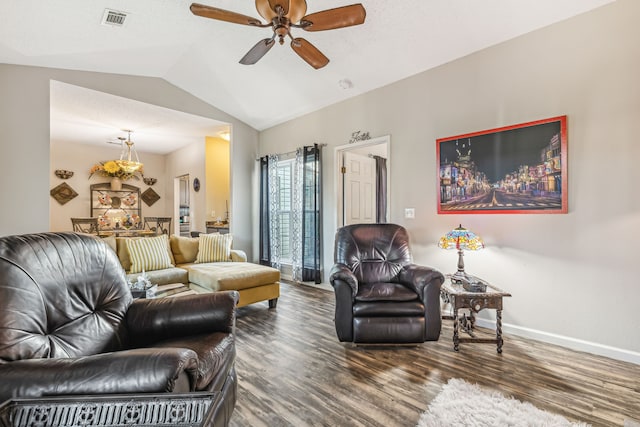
[469,309,476,330]
[496,309,503,354]
[453,310,460,352]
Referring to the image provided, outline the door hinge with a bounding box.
[341,166,346,174]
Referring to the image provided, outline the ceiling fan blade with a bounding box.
[290,38,329,69]
[302,4,366,31]
[240,38,276,65]
[286,0,307,24]
[190,3,261,26]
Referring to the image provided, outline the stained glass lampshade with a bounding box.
[438,224,484,281]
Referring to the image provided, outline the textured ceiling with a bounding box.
[0,0,614,149]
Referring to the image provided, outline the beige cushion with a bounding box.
[170,235,201,264]
[102,235,117,253]
[125,234,174,274]
[196,233,233,263]
[230,249,247,262]
[116,236,175,271]
[187,262,280,291]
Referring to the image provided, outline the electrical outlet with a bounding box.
[404,208,415,219]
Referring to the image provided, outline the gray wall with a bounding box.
[0,65,258,256]
[258,0,640,361]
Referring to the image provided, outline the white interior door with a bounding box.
[343,151,376,225]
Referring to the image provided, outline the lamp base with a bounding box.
[451,272,487,292]
[450,270,469,285]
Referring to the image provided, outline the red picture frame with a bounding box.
[437,116,567,214]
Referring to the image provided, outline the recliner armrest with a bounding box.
[126,291,239,346]
[0,347,198,401]
[329,263,358,297]
[398,264,444,298]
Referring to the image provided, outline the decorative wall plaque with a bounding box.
[50,183,78,205]
[349,130,371,144]
[141,188,160,206]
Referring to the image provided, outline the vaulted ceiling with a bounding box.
[1,0,614,150]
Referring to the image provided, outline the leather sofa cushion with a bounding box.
[353,300,425,317]
[356,282,418,302]
[186,262,280,291]
[353,317,426,344]
[0,233,132,361]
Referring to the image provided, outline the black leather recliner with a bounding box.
[329,224,444,344]
[0,232,237,426]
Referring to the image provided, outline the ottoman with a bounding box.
[185,262,280,308]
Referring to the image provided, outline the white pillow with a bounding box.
[126,234,174,273]
[196,233,233,263]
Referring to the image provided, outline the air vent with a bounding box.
[101,9,128,27]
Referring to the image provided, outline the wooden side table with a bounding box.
[440,276,511,353]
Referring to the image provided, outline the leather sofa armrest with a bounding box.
[398,264,444,299]
[126,291,239,346]
[230,249,247,262]
[329,263,358,297]
[0,348,198,401]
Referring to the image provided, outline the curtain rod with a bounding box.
[256,143,327,161]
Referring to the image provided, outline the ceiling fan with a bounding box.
[190,1,366,69]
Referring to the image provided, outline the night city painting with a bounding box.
[437,116,567,214]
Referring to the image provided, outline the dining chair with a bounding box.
[70,218,99,235]
[143,217,172,235]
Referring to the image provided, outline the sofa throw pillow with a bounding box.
[126,234,174,274]
[101,235,117,254]
[196,233,232,263]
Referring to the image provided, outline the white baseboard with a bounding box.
[474,318,640,365]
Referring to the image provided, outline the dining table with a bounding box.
[97,228,157,237]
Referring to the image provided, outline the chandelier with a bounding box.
[115,130,143,173]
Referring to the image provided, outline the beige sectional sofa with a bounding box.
[104,234,280,308]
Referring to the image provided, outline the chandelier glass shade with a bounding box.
[115,130,143,174]
[438,224,484,280]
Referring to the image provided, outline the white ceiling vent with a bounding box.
[101,9,128,27]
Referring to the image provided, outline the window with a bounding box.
[277,158,294,263]
[259,145,322,282]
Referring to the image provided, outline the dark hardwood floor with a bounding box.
[231,282,639,427]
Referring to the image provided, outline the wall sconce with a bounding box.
[55,170,74,179]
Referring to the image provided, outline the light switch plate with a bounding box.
[404,208,415,219]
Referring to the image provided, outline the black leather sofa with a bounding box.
[329,223,444,344]
[0,232,238,426]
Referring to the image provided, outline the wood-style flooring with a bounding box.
[230,282,639,427]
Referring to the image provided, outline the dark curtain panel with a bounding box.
[259,156,271,266]
[374,155,387,223]
[301,144,322,283]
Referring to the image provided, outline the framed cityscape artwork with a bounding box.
[437,116,567,214]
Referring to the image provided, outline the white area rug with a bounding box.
[417,378,590,427]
